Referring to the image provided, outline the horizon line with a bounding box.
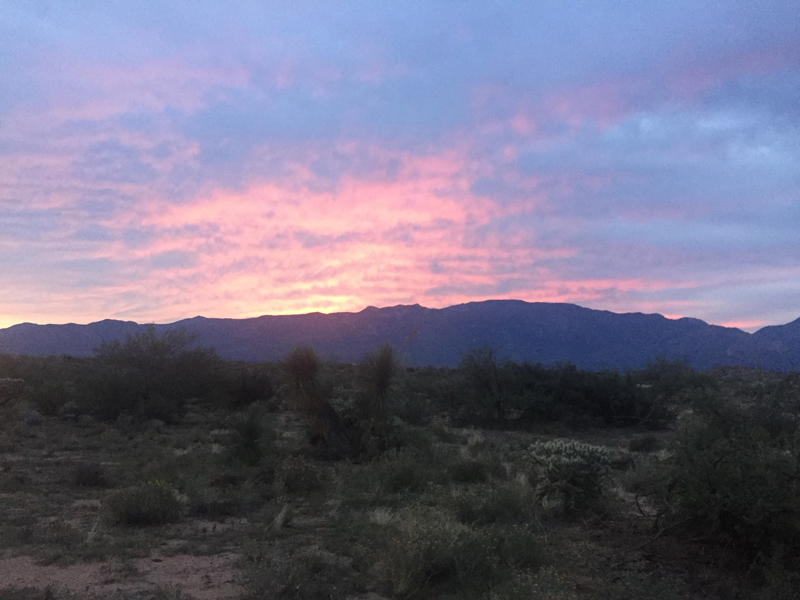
[0,299,788,333]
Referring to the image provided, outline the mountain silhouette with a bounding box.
[1,301,797,371]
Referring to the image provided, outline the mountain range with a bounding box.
[1,300,799,371]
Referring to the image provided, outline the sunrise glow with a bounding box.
[1,2,798,330]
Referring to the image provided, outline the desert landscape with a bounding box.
[1,331,798,599]
[2,2,799,598]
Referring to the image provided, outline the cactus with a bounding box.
[527,439,610,514]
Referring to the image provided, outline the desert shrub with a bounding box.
[0,376,26,405]
[364,449,446,496]
[453,484,535,525]
[82,326,224,422]
[107,479,182,526]
[393,392,432,426]
[527,439,611,515]
[244,552,351,600]
[490,523,542,570]
[187,486,245,518]
[276,456,325,494]
[634,357,715,398]
[665,393,800,567]
[621,455,670,498]
[3,356,88,417]
[356,420,438,462]
[228,366,274,408]
[386,508,488,597]
[628,434,662,453]
[551,365,672,428]
[27,380,71,416]
[19,409,42,426]
[449,457,488,483]
[378,454,429,494]
[73,461,111,488]
[457,345,506,423]
[386,506,541,598]
[448,354,673,428]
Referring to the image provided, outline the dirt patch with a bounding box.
[0,553,242,599]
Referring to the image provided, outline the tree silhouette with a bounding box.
[283,346,350,453]
[359,342,398,425]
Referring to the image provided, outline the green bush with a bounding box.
[386,506,541,598]
[527,439,610,515]
[447,352,674,428]
[386,508,489,597]
[666,394,800,565]
[82,326,224,422]
[27,380,71,416]
[107,479,183,526]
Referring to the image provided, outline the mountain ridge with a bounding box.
[0,300,797,371]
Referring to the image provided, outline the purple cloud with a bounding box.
[0,1,798,330]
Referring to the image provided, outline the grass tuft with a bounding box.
[107,479,182,526]
[72,461,111,488]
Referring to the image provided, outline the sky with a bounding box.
[1,1,799,331]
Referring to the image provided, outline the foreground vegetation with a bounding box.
[0,330,798,599]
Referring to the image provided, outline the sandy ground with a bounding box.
[0,552,242,599]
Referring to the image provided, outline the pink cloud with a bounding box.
[542,77,641,129]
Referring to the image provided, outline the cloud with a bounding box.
[73,140,158,184]
[0,1,798,330]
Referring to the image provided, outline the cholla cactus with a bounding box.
[527,440,611,514]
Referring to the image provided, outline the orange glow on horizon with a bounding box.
[718,319,768,331]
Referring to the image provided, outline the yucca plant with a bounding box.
[228,408,269,466]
